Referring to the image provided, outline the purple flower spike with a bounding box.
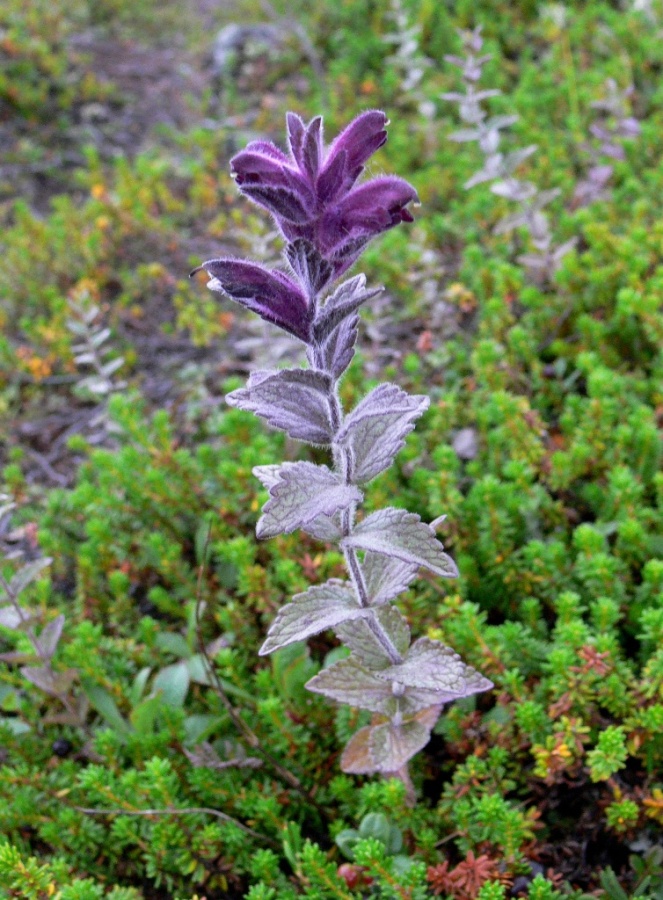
[230,111,417,276]
[192,259,313,343]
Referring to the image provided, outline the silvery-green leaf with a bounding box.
[74,351,96,365]
[306,655,395,714]
[313,275,382,344]
[260,580,362,655]
[0,606,31,629]
[335,606,410,669]
[90,327,111,347]
[449,128,481,142]
[302,512,343,542]
[285,239,333,296]
[6,558,52,598]
[37,615,65,660]
[491,179,536,202]
[255,462,362,539]
[227,368,333,445]
[153,660,190,707]
[101,357,124,377]
[253,465,282,491]
[500,145,537,174]
[341,712,437,774]
[343,508,458,578]
[376,637,493,698]
[336,384,429,482]
[317,313,358,380]
[362,552,418,605]
[78,375,112,395]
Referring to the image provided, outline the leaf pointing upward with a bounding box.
[336,384,429,482]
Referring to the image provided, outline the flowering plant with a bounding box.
[193,111,492,786]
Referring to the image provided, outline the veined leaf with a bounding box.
[306,656,397,714]
[227,368,333,445]
[22,666,77,698]
[260,580,362,655]
[306,653,465,717]
[312,275,382,344]
[36,615,65,660]
[316,312,358,380]
[255,462,362,539]
[362,552,418,605]
[343,508,458,578]
[341,707,441,774]
[375,637,493,698]
[336,384,429,482]
[6,558,52,598]
[335,605,410,669]
[285,238,333,295]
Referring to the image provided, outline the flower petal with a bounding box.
[193,259,312,342]
[319,176,418,261]
[321,110,388,194]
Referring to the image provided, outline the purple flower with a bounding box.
[191,259,313,343]
[230,111,418,275]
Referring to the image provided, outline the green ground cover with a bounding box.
[0,0,662,897]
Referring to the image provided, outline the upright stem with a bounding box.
[314,342,404,667]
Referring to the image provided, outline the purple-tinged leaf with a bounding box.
[316,313,358,380]
[452,427,479,461]
[193,259,312,343]
[0,606,31,629]
[449,127,482,143]
[21,666,77,697]
[286,111,306,167]
[184,742,262,770]
[239,184,310,224]
[226,367,333,445]
[37,615,65,660]
[491,179,537,202]
[312,275,382,344]
[301,116,323,181]
[306,656,398,714]
[306,654,478,717]
[335,605,410,669]
[376,637,493,698]
[285,239,333,296]
[336,384,429,482]
[316,148,347,204]
[341,708,440,774]
[343,508,459,578]
[7,558,52,598]
[362,552,418,605]
[255,462,362,539]
[260,580,362,655]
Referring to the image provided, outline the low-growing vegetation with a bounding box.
[0,1,661,898]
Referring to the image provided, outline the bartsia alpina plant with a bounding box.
[193,111,492,788]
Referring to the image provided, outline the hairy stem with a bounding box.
[315,340,404,666]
